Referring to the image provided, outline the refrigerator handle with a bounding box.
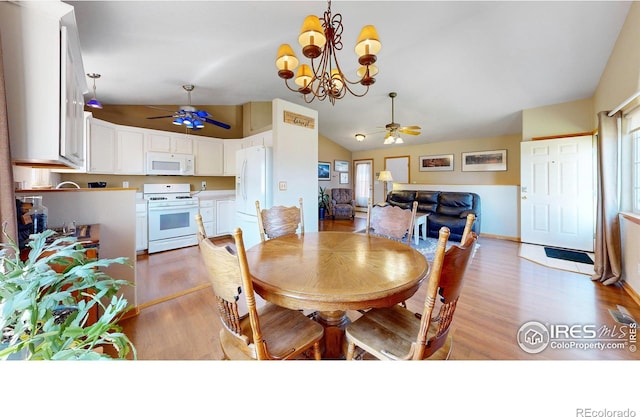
[241,158,248,201]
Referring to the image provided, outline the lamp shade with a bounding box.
[357,64,378,78]
[330,68,344,90]
[378,171,393,181]
[276,44,299,71]
[295,64,313,88]
[298,15,326,49]
[355,25,381,57]
[86,98,102,109]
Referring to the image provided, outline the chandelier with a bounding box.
[275,0,381,105]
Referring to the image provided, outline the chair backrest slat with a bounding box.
[195,214,269,359]
[414,226,478,359]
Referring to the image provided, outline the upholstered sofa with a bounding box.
[386,190,481,241]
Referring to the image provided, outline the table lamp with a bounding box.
[378,170,393,198]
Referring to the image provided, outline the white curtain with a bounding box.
[591,111,622,285]
[0,32,17,245]
[354,162,371,207]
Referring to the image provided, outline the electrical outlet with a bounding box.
[201,181,206,191]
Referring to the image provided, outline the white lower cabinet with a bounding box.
[136,202,148,251]
[216,199,235,236]
[198,199,215,237]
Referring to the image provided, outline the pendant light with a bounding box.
[86,73,103,109]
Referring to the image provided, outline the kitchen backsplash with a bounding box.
[13,167,235,192]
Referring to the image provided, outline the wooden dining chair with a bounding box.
[256,197,304,242]
[365,199,417,245]
[195,214,323,360]
[345,226,478,360]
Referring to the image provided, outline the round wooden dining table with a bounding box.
[245,231,429,359]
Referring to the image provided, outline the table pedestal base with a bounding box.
[315,310,350,359]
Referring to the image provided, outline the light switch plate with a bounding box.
[279,181,287,191]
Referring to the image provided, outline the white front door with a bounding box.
[354,159,373,208]
[520,135,594,251]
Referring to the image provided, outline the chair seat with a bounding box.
[220,302,324,360]
[345,305,452,360]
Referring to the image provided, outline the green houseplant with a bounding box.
[0,225,136,360]
[318,186,330,219]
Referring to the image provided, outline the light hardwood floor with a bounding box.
[122,217,640,360]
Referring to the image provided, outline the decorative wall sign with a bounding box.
[318,161,331,180]
[334,160,349,172]
[461,149,507,171]
[419,154,454,171]
[284,110,315,129]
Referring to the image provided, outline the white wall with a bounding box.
[391,183,520,239]
[15,189,137,306]
[620,216,640,296]
[271,98,319,232]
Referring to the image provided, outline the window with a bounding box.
[634,132,640,213]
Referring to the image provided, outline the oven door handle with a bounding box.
[148,205,198,212]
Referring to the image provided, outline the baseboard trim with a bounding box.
[137,283,211,311]
[479,233,520,242]
[622,281,640,308]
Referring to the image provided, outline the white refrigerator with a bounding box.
[235,145,273,249]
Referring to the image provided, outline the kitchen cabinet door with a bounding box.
[194,137,223,176]
[215,199,235,236]
[223,139,243,176]
[136,207,148,251]
[116,128,145,174]
[146,131,193,154]
[242,131,273,148]
[87,120,116,173]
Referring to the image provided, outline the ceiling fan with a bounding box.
[146,85,231,130]
[372,92,421,144]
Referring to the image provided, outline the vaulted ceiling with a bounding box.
[67,1,631,151]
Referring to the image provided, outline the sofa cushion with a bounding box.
[386,190,417,210]
[415,191,439,214]
[437,192,474,217]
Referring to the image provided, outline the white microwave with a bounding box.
[146,152,195,176]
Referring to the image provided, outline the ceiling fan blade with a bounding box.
[401,125,421,130]
[204,117,231,130]
[146,115,176,120]
[146,105,176,113]
[398,129,421,135]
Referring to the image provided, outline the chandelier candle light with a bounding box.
[275,0,381,104]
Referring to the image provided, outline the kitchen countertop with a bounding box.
[16,188,138,193]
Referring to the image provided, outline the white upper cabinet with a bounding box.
[87,119,145,174]
[0,2,87,168]
[223,139,243,176]
[145,131,193,154]
[193,137,224,176]
[242,131,273,148]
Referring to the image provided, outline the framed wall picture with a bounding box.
[339,172,349,184]
[318,161,331,180]
[334,160,349,172]
[419,154,454,171]
[461,149,507,172]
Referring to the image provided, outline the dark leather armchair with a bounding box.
[331,188,356,220]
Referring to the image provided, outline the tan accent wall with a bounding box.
[352,133,521,187]
[522,98,595,141]
[86,104,244,139]
[318,134,353,189]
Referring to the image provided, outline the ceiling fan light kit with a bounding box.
[275,0,381,104]
[355,133,365,142]
[379,92,421,144]
[86,73,103,109]
[146,85,231,130]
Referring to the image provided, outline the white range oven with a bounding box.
[143,183,199,254]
